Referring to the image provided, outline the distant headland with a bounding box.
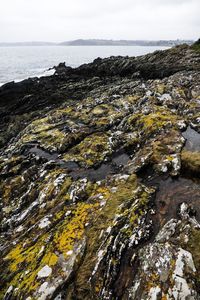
[0,39,194,47]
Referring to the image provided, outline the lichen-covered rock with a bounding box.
[1,44,200,299]
[128,203,200,299]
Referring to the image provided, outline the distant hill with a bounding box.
[0,39,194,47]
[59,39,194,46]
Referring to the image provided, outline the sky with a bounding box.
[0,0,199,42]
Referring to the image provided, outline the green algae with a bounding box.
[63,132,112,167]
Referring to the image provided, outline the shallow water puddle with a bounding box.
[152,176,200,226]
[182,126,200,151]
[112,153,130,166]
[29,146,59,160]
[29,146,79,170]
[71,163,114,181]
[69,152,130,181]
[28,145,130,181]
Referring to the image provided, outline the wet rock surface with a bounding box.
[1,44,200,299]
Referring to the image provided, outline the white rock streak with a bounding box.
[37,265,52,278]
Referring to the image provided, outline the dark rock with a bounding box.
[0,45,200,299]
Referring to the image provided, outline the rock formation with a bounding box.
[0,43,200,299]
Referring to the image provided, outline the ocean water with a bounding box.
[0,45,170,86]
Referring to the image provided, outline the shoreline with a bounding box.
[0,45,171,87]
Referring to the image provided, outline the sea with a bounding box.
[0,45,170,86]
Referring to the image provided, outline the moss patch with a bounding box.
[63,132,112,167]
[181,150,200,175]
[186,228,200,289]
[127,106,181,138]
[191,39,200,52]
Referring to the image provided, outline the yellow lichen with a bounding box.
[42,252,58,266]
[54,202,99,256]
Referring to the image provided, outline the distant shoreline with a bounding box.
[0,39,193,47]
[0,45,171,47]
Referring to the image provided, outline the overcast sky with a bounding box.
[0,0,199,42]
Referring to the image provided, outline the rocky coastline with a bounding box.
[0,43,200,299]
